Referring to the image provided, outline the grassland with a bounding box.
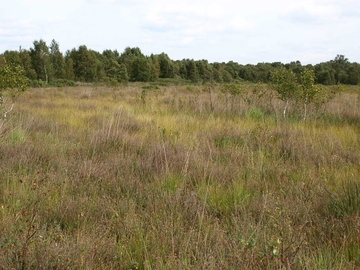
[0,83,360,269]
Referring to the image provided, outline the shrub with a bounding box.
[245,107,265,121]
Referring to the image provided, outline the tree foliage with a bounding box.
[158,53,174,78]
[270,67,299,118]
[64,51,75,81]
[1,39,359,86]
[131,57,153,82]
[29,39,53,84]
[50,39,65,79]
[3,49,37,80]
[70,45,98,82]
[270,67,299,102]
[0,60,27,118]
[102,50,128,84]
[271,67,334,120]
[299,68,319,120]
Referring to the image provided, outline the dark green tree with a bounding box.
[285,61,303,79]
[3,50,22,66]
[221,68,233,83]
[212,63,223,83]
[178,61,188,80]
[64,50,75,81]
[19,48,37,80]
[149,54,160,81]
[91,50,107,82]
[239,65,257,82]
[131,57,152,82]
[4,49,38,81]
[103,58,128,84]
[196,60,213,82]
[49,39,65,79]
[70,45,97,82]
[183,60,199,83]
[224,61,241,80]
[314,63,335,85]
[333,55,349,84]
[347,63,360,85]
[118,63,129,84]
[29,39,53,83]
[119,47,145,80]
[102,50,128,83]
[255,62,273,82]
[158,53,174,78]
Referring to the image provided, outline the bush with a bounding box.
[28,79,76,88]
[245,108,264,120]
[141,85,159,90]
[28,80,47,88]
[50,79,76,87]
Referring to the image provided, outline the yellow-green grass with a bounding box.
[0,84,359,269]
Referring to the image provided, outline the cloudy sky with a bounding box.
[1,0,359,64]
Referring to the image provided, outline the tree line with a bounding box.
[1,39,359,86]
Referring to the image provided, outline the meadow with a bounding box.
[0,83,360,269]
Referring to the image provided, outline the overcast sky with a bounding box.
[1,0,359,65]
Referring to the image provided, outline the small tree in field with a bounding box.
[271,67,332,120]
[299,68,320,120]
[0,60,27,119]
[270,67,299,118]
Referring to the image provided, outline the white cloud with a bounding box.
[181,37,194,46]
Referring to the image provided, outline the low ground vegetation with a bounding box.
[0,83,360,269]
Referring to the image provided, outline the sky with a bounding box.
[0,0,359,65]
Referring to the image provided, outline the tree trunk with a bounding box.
[44,64,48,84]
[303,94,308,120]
[283,99,289,118]
[303,103,307,121]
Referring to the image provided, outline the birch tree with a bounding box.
[299,68,319,120]
[0,60,27,119]
[270,67,299,118]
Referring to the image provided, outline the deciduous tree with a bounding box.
[0,60,27,119]
[158,53,174,78]
[299,68,319,120]
[30,39,53,83]
[70,45,97,82]
[50,39,65,79]
[270,67,299,118]
[131,57,152,82]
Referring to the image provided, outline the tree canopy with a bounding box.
[0,59,28,118]
[1,40,359,86]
